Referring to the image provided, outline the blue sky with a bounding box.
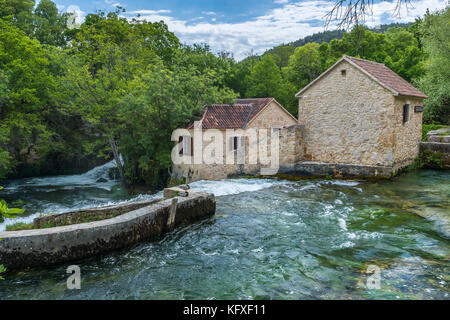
[52,0,447,60]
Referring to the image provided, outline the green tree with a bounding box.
[118,61,237,187]
[64,11,180,183]
[384,27,424,82]
[286,43,322,90]
[0,186,24,279]
[0,19,56,178]
[417,8,450,124]
[247,55,282,99]
[0,0,35,34]
[33,0,70,47]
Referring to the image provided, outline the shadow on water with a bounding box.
[0,167,449,299]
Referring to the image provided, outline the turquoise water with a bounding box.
[0,167,449,299]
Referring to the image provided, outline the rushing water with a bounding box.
[0,164,449,299]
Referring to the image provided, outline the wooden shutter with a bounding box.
[179,136,183,155]
[403,104,410,123]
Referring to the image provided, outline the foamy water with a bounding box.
[0,166,448,300]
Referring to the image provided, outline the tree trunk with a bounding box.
[108,137,126,185]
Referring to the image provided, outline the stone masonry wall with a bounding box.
[172,125,303,182]
[246,100,297,129]
[298,60,419,168]
[392,96,423,170]
[172,101,298,182]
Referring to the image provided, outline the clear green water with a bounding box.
[0,166,449,299]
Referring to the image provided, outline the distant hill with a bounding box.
[259,22,412,67]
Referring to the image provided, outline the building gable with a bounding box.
[295,55,427,99]
[246,99,297,128]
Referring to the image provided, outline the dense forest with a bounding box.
[0,0,449,190]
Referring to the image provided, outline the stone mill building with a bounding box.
[172,55,428,181]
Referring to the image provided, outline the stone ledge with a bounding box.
[0,190,215,269]
[33,199,162,228]
[420,142,450,168]
[277,161,394,179]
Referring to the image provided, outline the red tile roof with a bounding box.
[345,56,428,99]
[188,98,274,129]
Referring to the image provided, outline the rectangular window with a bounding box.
[230,136,245,152]
[179,136,183,155]
[271,126,282,136]
[181,136,192,156]
[403,104,410,123]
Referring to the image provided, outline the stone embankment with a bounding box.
[0,187,215,269]
[422,127,450,169]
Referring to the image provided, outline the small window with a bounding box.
[230,136,245,152]
[178,136,183,155]
[403,104,410,123]
[341,69,346,77]
[233,136,238,151]
[181,136,193,156]
[271,126,282,135]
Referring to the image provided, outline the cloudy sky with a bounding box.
[52,0,447,60]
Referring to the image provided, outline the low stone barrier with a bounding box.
[420,142,450,169]
[0,189,215,269]
[33,199,162,228]
[277,161,393,179]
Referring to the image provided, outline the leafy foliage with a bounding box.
[416,8,450,125]
[0,186,24,279]
[0,0,448,189]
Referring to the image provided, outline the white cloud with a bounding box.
[127,0,447,60]
[66,5,85,24]
[274,0,290,4]
[201,11,216,15]
[105,0,122,8]
[130,9,172,15]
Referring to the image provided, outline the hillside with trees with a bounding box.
[0,0,448,190]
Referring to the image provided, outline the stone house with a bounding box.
[172,98,298,181]
[172,55,428,181]
[296,55,428,173]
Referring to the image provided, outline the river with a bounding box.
[0,162,449,299]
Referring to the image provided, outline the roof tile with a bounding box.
[345,56,428,99]
[189,98,274,129]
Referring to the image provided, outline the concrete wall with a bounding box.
[297,60,423,171]
[0,190,215,269]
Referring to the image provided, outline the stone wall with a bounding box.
[298,60,423,171]
[172,101,298,182]
[392,96,423,170]
[0,190,215,269]
[33,199,161,228]
[172,125,304,181]
[420,142,450,169]
[246,100,297,128]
